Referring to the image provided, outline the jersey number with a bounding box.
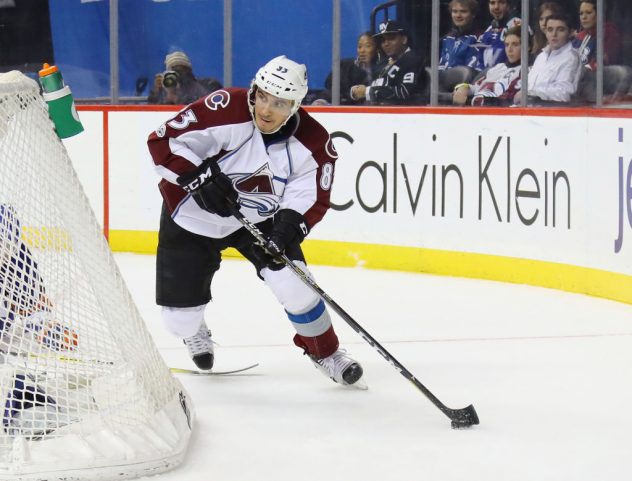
[168,109,198,130]
[320,163,334,191]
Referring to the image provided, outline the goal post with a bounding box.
[0,71,193,480]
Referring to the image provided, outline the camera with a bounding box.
[162,70,179,88]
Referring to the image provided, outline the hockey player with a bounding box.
[350,20,425,105]
[147,55,364,387]
[0,366,64,438]
[0,205,78,439]
[0,204,78,354]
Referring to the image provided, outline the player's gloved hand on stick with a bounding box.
[253,209,309,269]
[192,171,237,217]
[177,158,238,217]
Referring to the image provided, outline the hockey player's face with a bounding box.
[489,0,509,20]
[579,2,597,30]
[545,19,570,50]
[451,4,474,28]
[504,34,521,63]
[254,89,293,133]
[380,33,407,58]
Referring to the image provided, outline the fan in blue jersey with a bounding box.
[439,0,483,71]
[477,0,522,69]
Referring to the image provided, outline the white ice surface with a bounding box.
[114,253,632,481]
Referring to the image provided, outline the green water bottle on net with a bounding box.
[38,63,84,139]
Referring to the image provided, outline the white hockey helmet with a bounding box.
[248,56,308,127]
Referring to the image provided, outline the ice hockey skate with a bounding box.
[309,349,366,389]
[183,323,214,370]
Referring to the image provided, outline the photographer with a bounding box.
[148,51,222,105]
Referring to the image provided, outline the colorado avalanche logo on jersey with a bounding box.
[325,136,338,159]
[232,164,279,217]
[204,90,231,111]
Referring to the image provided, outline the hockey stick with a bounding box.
[229,204,479,428]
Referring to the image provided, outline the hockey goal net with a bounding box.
[0,71,193,480]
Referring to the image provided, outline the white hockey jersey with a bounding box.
[470,62,521,104]
[147,88,338,239]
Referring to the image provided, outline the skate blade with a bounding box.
[171,363,259,375]
[347,377,368,390]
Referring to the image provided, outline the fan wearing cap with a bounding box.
[147,56,365,388]
[350,20,425,105]
[148,50,222,105]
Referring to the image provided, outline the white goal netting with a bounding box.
[0,71,193,480]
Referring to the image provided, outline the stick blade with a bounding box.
[449,404,479,429]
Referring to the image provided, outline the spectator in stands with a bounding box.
[453,25,523,106]
[531,2,564,59]
[609,2,632,66]
[350,20,424,105]
[572,0,621,71]
[439,0,482,71]
[312,32,381,105]
[477,0,521,69]
[515,13,581,104]
[148,51,222,105]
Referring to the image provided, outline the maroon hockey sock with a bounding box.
[293,325,339,359]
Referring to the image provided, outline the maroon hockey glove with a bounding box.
[177,159,238,217]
